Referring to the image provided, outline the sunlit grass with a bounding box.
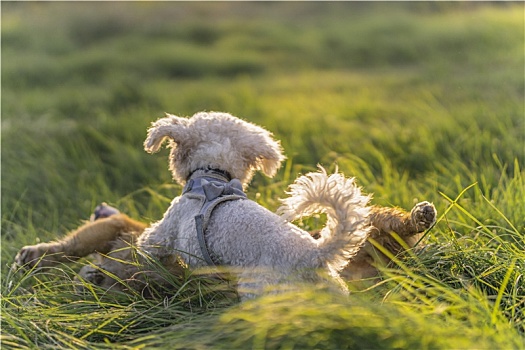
[2,2,524,349]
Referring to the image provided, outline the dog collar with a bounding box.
[186,167,233,183]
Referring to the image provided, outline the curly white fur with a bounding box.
[138,111,371,299]
[144,111,285,187]
[278,167,371,272]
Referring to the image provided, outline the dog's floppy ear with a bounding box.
[144,113,188,153]
[250,137,286,178]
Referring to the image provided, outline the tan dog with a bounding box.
[14,201,436,287]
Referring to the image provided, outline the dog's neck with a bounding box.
[186,167,232,183]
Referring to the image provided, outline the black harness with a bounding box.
[182,169,247,265]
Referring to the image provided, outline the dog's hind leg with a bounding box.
[369,201,436,239]
[14,213,146,270]
[340,202,437,283]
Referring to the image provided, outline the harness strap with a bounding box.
[194,194,246,265]
[195,214,215,265]
[183,172,247,266]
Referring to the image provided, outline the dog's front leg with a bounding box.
[14,214,146,270]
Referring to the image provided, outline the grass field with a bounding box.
[1,2,524,349]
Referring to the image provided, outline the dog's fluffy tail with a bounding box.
[277,167,371,271]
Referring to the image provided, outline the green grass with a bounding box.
[2,2,524,349]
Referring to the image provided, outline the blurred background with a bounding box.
[2,1,523,247]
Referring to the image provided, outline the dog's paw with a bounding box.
[410,201,437,232]
[13,243,59,270]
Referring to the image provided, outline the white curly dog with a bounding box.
[14,111,373,300]
[138,111,371,299]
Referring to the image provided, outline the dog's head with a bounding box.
[144,111,285,186]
